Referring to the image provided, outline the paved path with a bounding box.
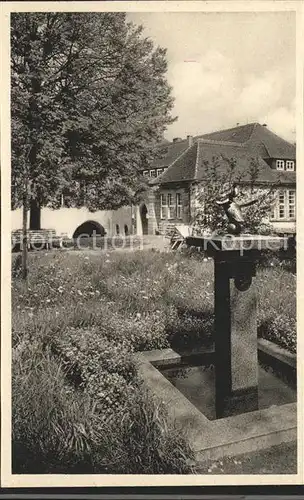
[197,441,297,474]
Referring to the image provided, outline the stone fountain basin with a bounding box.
[162,363,295,422]
[136,339,297,463]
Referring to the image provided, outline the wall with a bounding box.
[154,185,191,235]
[149,182,296,236]
[11,205,133,238]
[14,181,295,239]
[189,182,296,234]
[271,220,296,234]
[239,185,296,232]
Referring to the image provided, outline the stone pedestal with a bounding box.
[185,234,288,419]
[214,253,258,418]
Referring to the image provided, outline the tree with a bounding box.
[11,12,176,229]
[191,156,276,236]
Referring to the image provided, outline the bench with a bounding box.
[167,224,192,250]
[12,229,63,251]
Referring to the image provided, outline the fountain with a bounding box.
[186,184,289,418]
[137,187,296,462]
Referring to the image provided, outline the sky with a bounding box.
[128,12,296,143]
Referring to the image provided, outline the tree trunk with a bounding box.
[30,199,41,230]
[22,190,28,281]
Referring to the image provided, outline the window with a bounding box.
[160,191,183,220]
[275,160,295,171]
[150,169,156,178]
[160,194,167,219]
[176,193,183,219]
[167,194,175,219]
[288,190,296,218]
[157,168,163,177]
[143,170,149,177]
[279,191,285,218]
[270,201,276,220]
[272,189,296,220]
[286,161,295,171]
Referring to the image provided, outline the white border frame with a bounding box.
[1,0,303,488]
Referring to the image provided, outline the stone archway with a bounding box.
[140,204,148,235]
[73,220,106,239]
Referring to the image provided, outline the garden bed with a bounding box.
[12,249,296,473]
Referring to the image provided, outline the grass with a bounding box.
[12,249,296,473]
[12,249,296,352]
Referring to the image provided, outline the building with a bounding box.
[11,203,133,240]
[11,122,296,239]
[136,123,296,236]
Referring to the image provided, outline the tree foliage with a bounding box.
[192,157,276,235]
[11,12,175,221]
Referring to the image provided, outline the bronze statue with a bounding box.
[216,184,258,235]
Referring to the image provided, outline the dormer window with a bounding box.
[150,169,156,178]
[156,168,163,177]
[276,160,285,170]
[143,170,149,177]
[286,160,295,171]
[275,159,295,171]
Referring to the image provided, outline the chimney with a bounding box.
[187,135,193,147]
[172,137,182,143]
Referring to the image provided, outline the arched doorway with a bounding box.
[140,204,148,235]
[73,220,106,239]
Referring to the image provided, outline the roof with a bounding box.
[152,123,296,186]
[151,122,295,170]
[201,123,257,143]
[200,122,295,159]
[248,123,296,159]
[154,138,295,186]
[152,142,199,183]
[151,139,189,168]
[201,123,296,159]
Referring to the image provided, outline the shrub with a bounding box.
[13,338,194,474]
[118,310,170,351]
[258,315,296,354]
[166,311,213,351]
[99,388,195,474]
[12,343,106,473]
[52,328,138,417]
[257,248,296,274]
